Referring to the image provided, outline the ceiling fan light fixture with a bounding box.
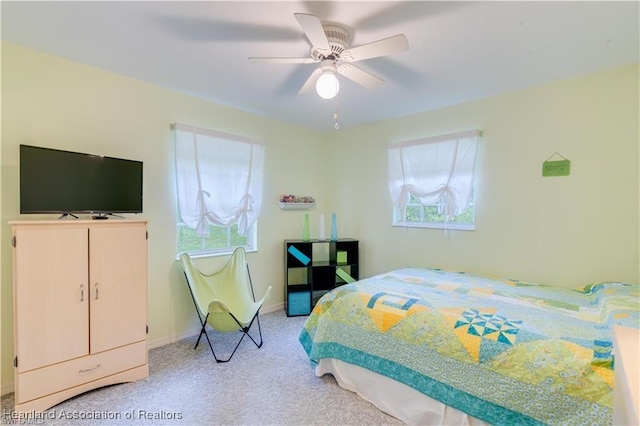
[316,71,339,100]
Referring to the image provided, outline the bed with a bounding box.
[299,267,640,425]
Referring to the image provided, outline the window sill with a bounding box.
[175,247,257,260]
[393,222,475,231]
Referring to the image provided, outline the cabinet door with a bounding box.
[14,226,89,372]
[89,224,147,353]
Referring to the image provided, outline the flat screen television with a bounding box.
[20,144,143,216]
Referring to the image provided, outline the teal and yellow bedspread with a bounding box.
[299,268,640,425]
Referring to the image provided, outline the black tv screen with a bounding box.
[20,144,143,215]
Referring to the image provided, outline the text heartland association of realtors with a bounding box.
[3,409,183,422]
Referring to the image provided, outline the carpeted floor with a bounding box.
[1,310,402,425]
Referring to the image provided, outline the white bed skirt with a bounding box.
[316,358,488,426]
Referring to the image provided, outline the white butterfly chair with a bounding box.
[180,247,272,362]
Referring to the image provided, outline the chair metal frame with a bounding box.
[182,250,267,363]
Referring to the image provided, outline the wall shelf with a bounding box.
[277,202,316,210]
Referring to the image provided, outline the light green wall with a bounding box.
[327,64,639,287]
[0,43,328,392]
[0,42,3,399]
[1,42,638,393]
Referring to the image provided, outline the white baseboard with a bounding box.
[261,302,285,315]
[146,302,285,350]
[2,382,14,397]
[147,328,199,350]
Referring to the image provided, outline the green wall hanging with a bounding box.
[542,152,570,177]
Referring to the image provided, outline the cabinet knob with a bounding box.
[80,284,84,302]
[95,282,99,300]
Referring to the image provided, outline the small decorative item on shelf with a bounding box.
[280,194,315,203]
[330,213,338,241]
[278,194,316,210]
[302,213,310,241]
[318,213,326,241]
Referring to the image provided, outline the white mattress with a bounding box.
[317,358,488,426]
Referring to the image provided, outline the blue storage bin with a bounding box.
[288,291,311,316]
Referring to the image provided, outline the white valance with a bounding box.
[174,123,264,236]
[388,130,480,219]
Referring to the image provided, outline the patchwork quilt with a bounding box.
[299,268,640,425]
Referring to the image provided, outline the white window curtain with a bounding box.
[174,123,264,236]
[388,130,480,220]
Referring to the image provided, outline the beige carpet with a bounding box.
[1,310,402,425]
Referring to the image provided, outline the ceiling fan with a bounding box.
[249,13,409,100]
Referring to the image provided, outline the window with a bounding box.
[174,123,264,257]
[388,130,480,230]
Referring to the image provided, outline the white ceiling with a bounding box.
[2,1,638,132]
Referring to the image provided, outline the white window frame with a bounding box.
[392,197,476,231]
[388,130,480,231]
[176,221,258,259]
[173,123,263,258]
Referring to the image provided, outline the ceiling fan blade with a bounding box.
[340,34,409,62]
[298,68,323,95]
[249,57,317,65]
[337,63,384,90]
[294,13,331,54]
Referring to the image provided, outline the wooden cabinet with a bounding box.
[284,238,359,316]
[10,220,149,412]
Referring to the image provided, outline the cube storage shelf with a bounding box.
[285,238,359,316]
